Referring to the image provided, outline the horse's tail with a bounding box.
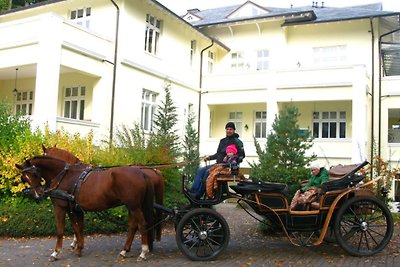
[142,173,155,252]
[153,169,164,241]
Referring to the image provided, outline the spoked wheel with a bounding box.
[289,231,319,246]
[334,196,394,256]
[175,208,230,261]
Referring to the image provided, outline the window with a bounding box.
[190,40,196,66]
[254,111,267,138]
[63,86,85,120]
[141,89,158,132]
[144,14,161,55]
[313,45,346,66]
[257,50,269,71]
[207,51,214,73]
[15,90,34,115]
[231,52,245,71]
[312,111,346,139]
[388,108,400,143]
[229,112,243,136]
[70,7,91,28]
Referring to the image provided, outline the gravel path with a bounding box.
[1,202,399,267]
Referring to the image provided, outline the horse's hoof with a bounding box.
[49,256,57,262]
[137,255,147,262]
[119,250,127,258]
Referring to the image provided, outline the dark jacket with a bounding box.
[208,133,245,164]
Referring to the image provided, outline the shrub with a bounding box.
[0,196,128,237]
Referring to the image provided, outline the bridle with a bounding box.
[21,162,71,198]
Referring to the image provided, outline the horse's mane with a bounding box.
[44,147,81,164]
[31,155,87,170]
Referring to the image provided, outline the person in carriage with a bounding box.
[290,161,330,210]
[223,144,239,165]
[189,122,245,199]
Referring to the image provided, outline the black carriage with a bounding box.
[159,161,394,261]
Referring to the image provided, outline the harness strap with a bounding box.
[70,167,93,212]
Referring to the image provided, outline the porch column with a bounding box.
[351,65,368,163]
[266,71,278,134]
[32,14,62,131]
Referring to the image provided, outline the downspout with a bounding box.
[197,40,214,139]
[109,0,120,146]
[378,25,400,157]
[369,17,375,167]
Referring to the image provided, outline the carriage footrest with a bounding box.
[230,180,288,196]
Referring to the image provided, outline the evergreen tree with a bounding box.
[151,80,180,161]
[182,109,199,177]
[250,105,316,189]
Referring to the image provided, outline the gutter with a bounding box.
[109,0,120,146]
[198,40,214,139]
[369,17,375,169]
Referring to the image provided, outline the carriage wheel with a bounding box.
[334,196,394,256]
[175,208,230,261]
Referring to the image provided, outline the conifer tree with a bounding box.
[182,109,199,177]
[250,105,316,188]
[151,80,180,161]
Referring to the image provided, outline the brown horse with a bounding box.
[16,155,155,262]
[42,145,165,254]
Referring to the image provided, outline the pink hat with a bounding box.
[226,144,238,155]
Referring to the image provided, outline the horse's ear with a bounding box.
[15,163,22,170]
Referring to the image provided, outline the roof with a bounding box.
[185,2,400,27]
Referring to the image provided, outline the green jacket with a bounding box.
[302,167,330,191]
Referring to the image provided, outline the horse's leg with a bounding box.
[50,206,67,261]
[70,234,77,250]
[134,209,149,262]
[68,211,85,257]
[119,210,138,258]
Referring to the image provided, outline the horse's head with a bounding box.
[16,159,44,199]
[42,144,81,164]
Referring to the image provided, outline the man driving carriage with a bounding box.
[189,122,245,199]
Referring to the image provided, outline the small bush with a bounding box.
[0,196,129,237]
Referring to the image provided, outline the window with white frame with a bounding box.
[254,111,267,138]
[70,7,91,28]
[207,51,214,73]
[313,45,346,66]
[229,111,243,136]
[312,111,346,139]
[15,90,34,115]
[63,86,85,120]
[231,52,245,71]
[144,14,162,55]
[141,89,158,132]
[256,49,269,71]
[190,40,196,66]
[388,108,400,143]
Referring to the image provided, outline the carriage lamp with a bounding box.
[244,124,249,131]
[380,186,388,198]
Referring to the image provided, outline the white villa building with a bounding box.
[0,0,399,200]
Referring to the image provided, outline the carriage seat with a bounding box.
[230,179,289,196]
[206,163,245,198]
[320,162,366,192]
[308,162,368,209]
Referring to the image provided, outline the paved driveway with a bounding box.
[1,203,399,267]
